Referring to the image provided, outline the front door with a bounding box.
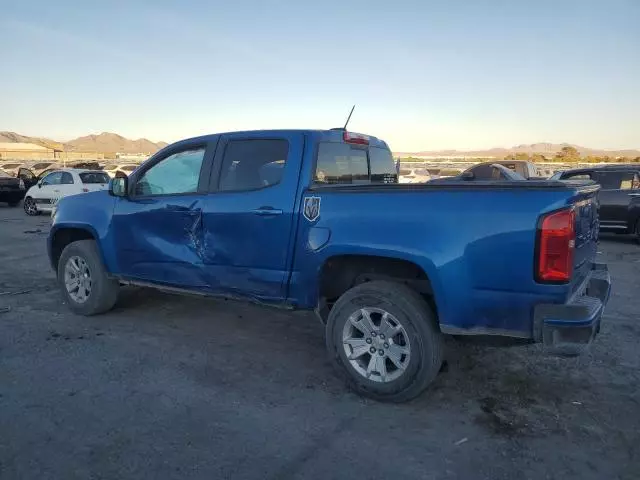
[111,141,216,288]
[33,171,64,210]
[17,168,37,189]
[200,132,304,300]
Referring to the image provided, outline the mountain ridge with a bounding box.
[0,131,168,154]
[396,143,640,158]
[2,132,638,158]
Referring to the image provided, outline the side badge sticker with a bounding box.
[303,196,321,222]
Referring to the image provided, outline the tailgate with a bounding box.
[571,184,600,294]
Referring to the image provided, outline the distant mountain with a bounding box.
[396,143,640,159]
[0,131,65,150]
[0,131,167,154]
[65,132,166,154]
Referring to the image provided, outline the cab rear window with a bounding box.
[80,172,110,184]
[314,143,397,185]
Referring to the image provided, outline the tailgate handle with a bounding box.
[252,207,283,216]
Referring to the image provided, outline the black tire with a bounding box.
[326,280,444,403]
[57,240,120,315]
[23,197,39,216]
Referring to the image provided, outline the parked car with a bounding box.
[551,165,640,239]
[49,129,610,402]
[0,162,25,176]
[0,168,26,206]
[103,164,138,178]
[461,160,544,180]
[23,169,110,216]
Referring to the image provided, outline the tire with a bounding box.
[57,240,119,315]
[23,197,39,216]
[326,280,444,402]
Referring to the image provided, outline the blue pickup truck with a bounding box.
[49,129,611,402]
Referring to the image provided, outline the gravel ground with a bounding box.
[0,206,638,480]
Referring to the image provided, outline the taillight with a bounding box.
[536,208,575,283]
[343,131,369,145]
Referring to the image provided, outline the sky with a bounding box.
[1,0,639,151]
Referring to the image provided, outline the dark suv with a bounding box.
[551,165,640,239]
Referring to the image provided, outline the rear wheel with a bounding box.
[326,280,443,402]
[23,197,39,216]
[57,240,119,315]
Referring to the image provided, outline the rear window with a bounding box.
[80,172,110,184]
[314,143,397,185]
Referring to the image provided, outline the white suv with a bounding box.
[23,169,110,216]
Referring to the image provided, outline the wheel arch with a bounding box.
[49,226,102,271]
[316,253,440,323]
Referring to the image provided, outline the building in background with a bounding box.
[0,142,55,160]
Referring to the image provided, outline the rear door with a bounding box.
[591,170,638,229]
[200,132,304,300]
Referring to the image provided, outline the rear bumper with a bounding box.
[533,262,611,355]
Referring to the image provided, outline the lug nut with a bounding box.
[370,347,376,354]
[371,331,377,337]
[366,338,372,344]
[378,350,384,356]
[383,343,389,348]
[379,334,385,340]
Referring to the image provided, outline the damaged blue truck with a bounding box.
[49,129,611,402]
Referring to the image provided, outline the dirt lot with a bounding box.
[0,205,638,480]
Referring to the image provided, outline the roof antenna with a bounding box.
[343,105,356,130]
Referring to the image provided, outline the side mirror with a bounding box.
[461,171,475,181]
[109,176,128,197]
[37,182,42,188]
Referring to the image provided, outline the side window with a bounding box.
[135,148,205,196]
[315,143,368,184]
[592,171,632,190]
[565,173,592,181]
[41,171,63,186]
[60,172,74,184]
[469,164,493,180]
[219,139,289,192]
[617,172,636,190]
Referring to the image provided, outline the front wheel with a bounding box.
[57,240,120,315]
[326,281,443,402]
[23,197,39,216]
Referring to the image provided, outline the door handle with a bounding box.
[252,207,283,216]
[165,204,193,212]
